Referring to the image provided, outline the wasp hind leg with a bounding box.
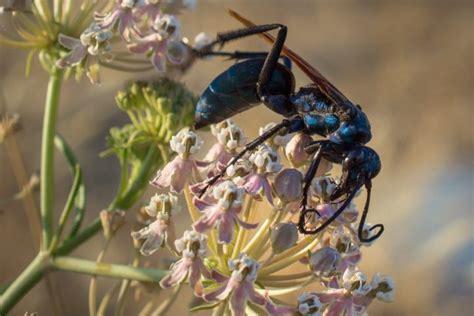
[357,181,384,242]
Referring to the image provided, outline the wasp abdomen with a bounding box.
[194,58,294,129]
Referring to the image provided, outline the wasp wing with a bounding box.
[228,9,351,107]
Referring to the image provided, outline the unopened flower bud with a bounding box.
[285,133,312,167]
[297,292,322,316]
[308,246,342,278]
[100,210,126,239]
[273,168,303,203]
[270,222,298,254]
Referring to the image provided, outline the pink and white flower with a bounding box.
[94,0,142,41]
[151,128,204,193]
[241,144,281,204]
[203,254,292,316]
[56,24,113,83]
[128,14,187,72]
[160,230,211,294]
[131,193,180,255]
[193,181,257,244]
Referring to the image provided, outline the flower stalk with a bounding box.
[40,66,63,250]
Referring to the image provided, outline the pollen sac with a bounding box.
[270,222,298,254]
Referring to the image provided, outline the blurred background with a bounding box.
[0,0,472,315]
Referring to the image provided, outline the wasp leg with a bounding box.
[194,23,288,97]
[357,181,384,242]
[299,188,358,235]
[196,24,287,54]
[199,117,303,197]
[194,51,292,69]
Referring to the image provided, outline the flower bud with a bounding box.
[273,168,303,203]
[100,210,126,239]
[270,222,298,254]
[285,133,312,167]
[308,246,342,278]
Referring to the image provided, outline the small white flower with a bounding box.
[355,222,378,246]
[121,0,143,9]
[175,230,208,257]
[371,273,395,302]
[211,119,246,151]
[212,181,244,209]
[228,254,259,282]
[342,269,372,297]
[169,128,203,157]
[248,145,282,174]
[154,14,181,39]
[80,24,113,56]
[297,292,322,316]
[259,122,292,147]
[330,226,357,253]
[145,193,181,217]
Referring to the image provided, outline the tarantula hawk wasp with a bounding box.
[192,10,384,243]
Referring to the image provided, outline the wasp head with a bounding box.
[332,145,381,199]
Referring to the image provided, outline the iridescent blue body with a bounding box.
[195,59,372,147]
[192,16,384,241]
[194,58,294,129]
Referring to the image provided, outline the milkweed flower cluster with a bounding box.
[0,0,211,82]
[132,119,395,315]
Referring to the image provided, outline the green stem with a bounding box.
[40,67,63,250]
[54,145,160,256]
[0,253,48,314]
[52,256,167,283]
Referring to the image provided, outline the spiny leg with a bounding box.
[194,51,292,69]
[198,118,302,197]
[357,181,384,242]
[299,187,358,235]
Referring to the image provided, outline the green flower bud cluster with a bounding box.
[105,78,196,163]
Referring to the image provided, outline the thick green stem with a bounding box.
[52,256,167,283]
[0,253,48,314]
[40,67,63,250]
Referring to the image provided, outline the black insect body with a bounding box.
[192,11,384,242]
